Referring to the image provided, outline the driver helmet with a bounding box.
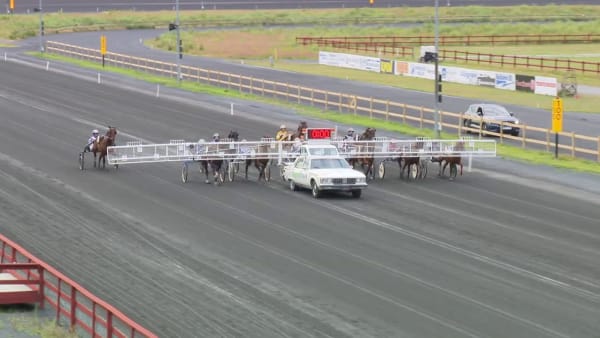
[92,129,99,135]
[212,133,220,141]
[347,128,355,135]
[280,124,286,130]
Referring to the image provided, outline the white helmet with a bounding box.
[213,133,219,138]
[347,128,354,133]
[280,124,286,129]
[92,129,99,134]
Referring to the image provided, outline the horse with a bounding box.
[347,127,376,179]
[398,138,426,180]
[432,141,465,180]
[93,126,117,169]
[245,136,272,182]
[200,134,228,185]
[284,121,308,141]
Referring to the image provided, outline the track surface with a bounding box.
[9,0,600,13]
[1,60,600,337]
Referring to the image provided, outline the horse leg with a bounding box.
[203,161,210,184]
[460,162,463,176]
[93,152,97,168]
[441,161,449,177]
[256,162,264,182]
[245,160,251,180]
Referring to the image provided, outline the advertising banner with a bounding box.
[318,51,380,72]
[439,66,462,84]
[380,59,394,74]
[494,72,516,91]
[409,62,435,80]
[456,68,479,85]
[476,70,496,88]
[516,74,535,93]
[395,61,409,75]
[534,76,558,96]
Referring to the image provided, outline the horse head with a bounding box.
[360,127,376,140]
[297,121,308,136]
[228,130,239,141]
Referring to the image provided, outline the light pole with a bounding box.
[175,0,181,82]
[433,0,441,138]
[38,0,44,52]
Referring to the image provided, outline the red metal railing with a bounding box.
[0,234,157,338]
[296,34,600,46]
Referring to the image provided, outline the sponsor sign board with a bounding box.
[535,76,558,96]
[516,74,535,93]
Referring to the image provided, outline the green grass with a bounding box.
[36,52,600,174]
[0,306,78,338]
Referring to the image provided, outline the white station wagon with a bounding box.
[282,153,368,199]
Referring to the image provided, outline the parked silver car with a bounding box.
[463,103,520,136]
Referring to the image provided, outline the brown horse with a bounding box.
[348,127,376,179]
[431,141,465,180]
[245,136,271,182]
[398,138,426,180]
[93,126,117,169]
[284,121,308,141]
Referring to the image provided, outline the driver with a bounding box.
[212,133,220,142]
[275,124,288,141]
[85,129,99,152]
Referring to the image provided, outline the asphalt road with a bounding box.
[1,59,600,337]
[8,0,600,13]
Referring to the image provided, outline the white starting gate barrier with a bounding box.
[108,137,496,166]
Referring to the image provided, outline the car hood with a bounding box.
[312,169,366,178]
[488,116,518,123]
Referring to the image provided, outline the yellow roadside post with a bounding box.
[551,96,563,159]
[100,35,107,67]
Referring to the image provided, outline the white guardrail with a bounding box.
[108,138,496,166]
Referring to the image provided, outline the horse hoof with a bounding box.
[205,180,210,184]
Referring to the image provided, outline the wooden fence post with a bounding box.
[386,100,389,121]
[522,127,526,148]
[311,89,314,107]
[369,97,373,119]
[297,86,300,104]
[325,92,328,110]
[571,132,576,157]
[419,107,424,129]
[546,130,550,152]
[402,104,406,124]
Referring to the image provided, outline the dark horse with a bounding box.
[432,140,465,180]
[93,126,117,169]
[347,127,376,180]
[245,136,271,182]
[200,135,227,185]
[283,121,308,141]
[398,138,426,180]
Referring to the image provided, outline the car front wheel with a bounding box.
[289,179,298,191]
[311,180,321,198]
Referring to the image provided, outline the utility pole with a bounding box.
[176,0,181,82]
[38,0,44,52]
[433,0,441,138]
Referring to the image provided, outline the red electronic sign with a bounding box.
[307,128,334,140]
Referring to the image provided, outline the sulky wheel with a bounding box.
[228,162,236,182]
[409,163,418,180]
[181,163,188,183]
[78,152,85,170]
[377,161,385,179]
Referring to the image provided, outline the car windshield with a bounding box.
[311,158,350,169]
[308,147,339,156]
[481,105,510,117]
